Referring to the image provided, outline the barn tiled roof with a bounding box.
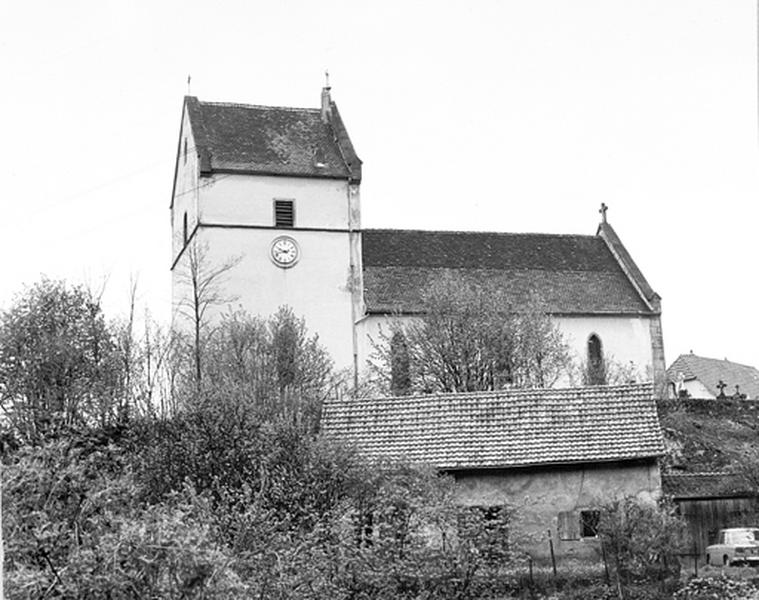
[322,383,663,470]
[361,230,653,315]
[662,472,755,499]
[184,96,361,180]
[667,354,759,400]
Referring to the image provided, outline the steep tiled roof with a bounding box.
[667,354,759,399]
[662,472,754,499]
[361,230,652,315]
[322,384,663,470]
[184,96,361,180]
[597,222,659,312]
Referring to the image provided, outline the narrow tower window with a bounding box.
[274,200,295,227]
[390,331,411,396]
[183,138,188,164]
[183,212,188,245]
[586,334,606,385]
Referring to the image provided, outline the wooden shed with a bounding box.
[663,472,758,553]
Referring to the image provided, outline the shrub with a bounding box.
[0,279,126,444]
[2,430,246,599]
[597,496,690,584]
[673,574,759,600]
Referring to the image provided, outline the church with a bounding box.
[170,85,665,390]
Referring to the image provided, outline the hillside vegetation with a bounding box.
[658,398,759,474]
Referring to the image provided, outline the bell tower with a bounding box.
[170,85,363,370]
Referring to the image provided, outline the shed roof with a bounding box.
[322,383,663,470]
[183,96,361,180]
[662,472,754,499]
[667,354,759,399]
[361,229,653,315]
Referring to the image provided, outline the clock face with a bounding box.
[270,236,299,268]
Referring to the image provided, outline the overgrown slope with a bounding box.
[657,398,759,473]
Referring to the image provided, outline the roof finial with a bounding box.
[321,71,333,123]
[187,74,192,96]
[599,202,608,223]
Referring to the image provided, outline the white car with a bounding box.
[706,528,759,566]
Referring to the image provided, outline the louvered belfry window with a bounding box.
[274,200,295,227]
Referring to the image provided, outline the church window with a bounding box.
[390,331,411,396]
[587,334,606,385]
[183,138,188,164]
[274,200,295,227]
[183,212,188,245]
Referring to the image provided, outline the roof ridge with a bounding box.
[198,100,320,113]
[364,228,598,239]
[682,354,758,370]
[327,382,654,405]
[664,471,744,478]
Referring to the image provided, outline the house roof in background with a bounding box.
[361,229,654,315]
[322,383,663,470]
[667,354,759,399]
[662,472,754,499]
[183,96,361,180]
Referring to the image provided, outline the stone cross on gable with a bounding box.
[599,203,608,223]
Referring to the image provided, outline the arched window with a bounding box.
[183,212,188,245]
[390,331,411,396]
[586,334,606,385]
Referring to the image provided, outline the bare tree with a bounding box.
[174,240,241,387]
[370,275,570,394]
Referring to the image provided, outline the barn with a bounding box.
[323,382,664,559]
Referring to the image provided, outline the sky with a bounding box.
[1,1,757,368]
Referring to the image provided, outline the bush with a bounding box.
[0,279,126,444]
[2,431,245,599]
[597,496,690,584]
[673,575,759,600]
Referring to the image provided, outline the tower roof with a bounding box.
[183,95,361,181]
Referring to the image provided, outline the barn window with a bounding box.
[390,332,411,396]
[587,334,606,385]
[459,505,510,559]
[580,510,600,537]
[274,200,295,227]
[183,212,188,245]
[353,511,374,547]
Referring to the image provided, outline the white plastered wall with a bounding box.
[198,174,352,229]
[356,313,656,386]
[172,172,359,369]
[556,315,654,383]
[682,379,715,399]
[171,109,200,261]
